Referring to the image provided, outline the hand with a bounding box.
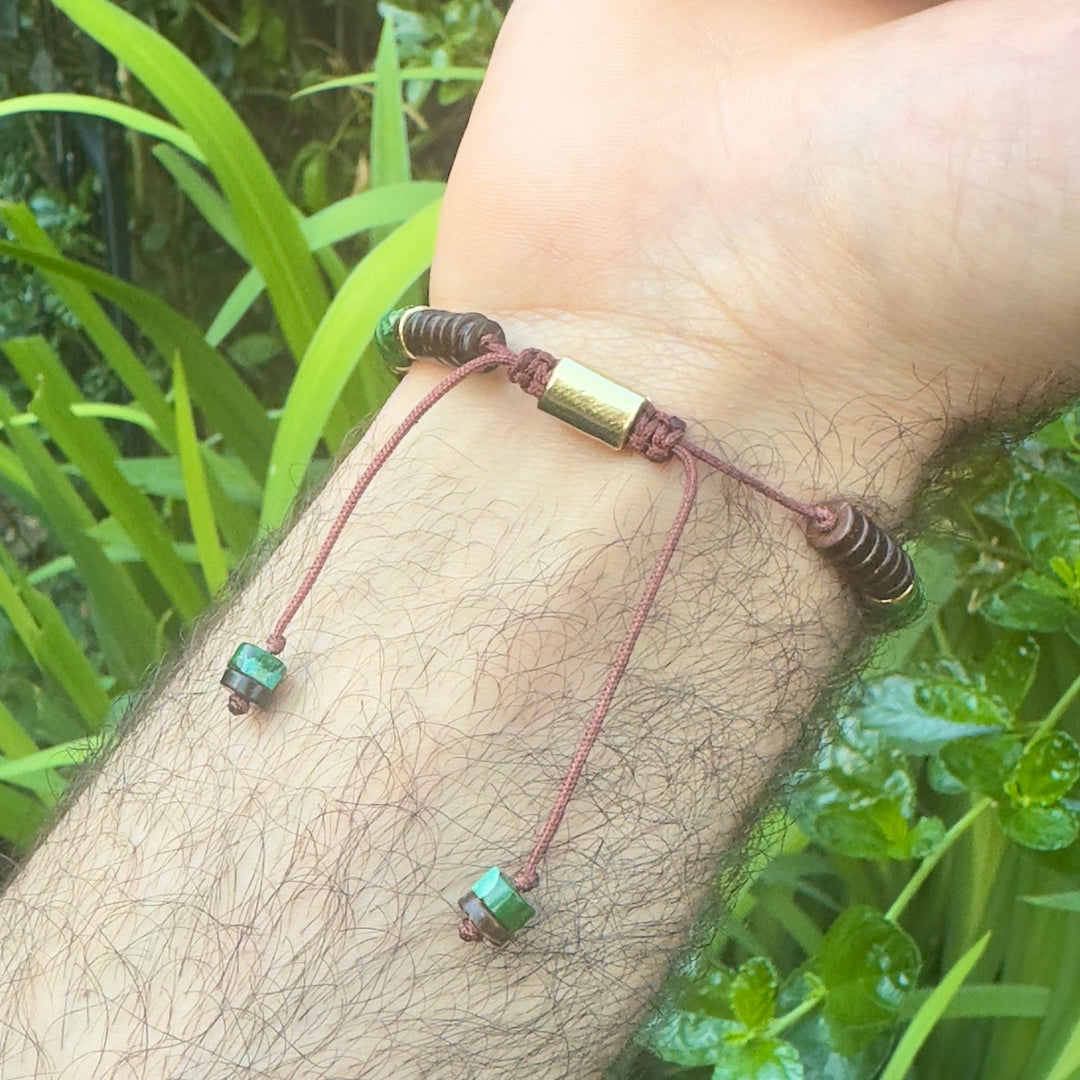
[434,0,1080,491]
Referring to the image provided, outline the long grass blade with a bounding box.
[0,239,272,481]
[0,700,61,805]
[3,336,206,622]
[50,0,328,361]
[880,933,991,1080]
[371,16,410,191]
[0,782,48,849]
[259,199,441,529]
[0,93,204,161]
[151,145,246,257]
[0,443,33,498]
[0,384,158,684]
[205,184,443,347]
[0,546,110,731]
[292,66,485,99]
[0,735,103,783]
[0,201,177,449]
[172,355,229,593]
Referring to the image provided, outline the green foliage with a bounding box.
[629,413,1080,1079]
[0,0,447,824]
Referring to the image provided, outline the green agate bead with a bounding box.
[375,308,413,374]
[459,867,536,944]
[227,642,286,690]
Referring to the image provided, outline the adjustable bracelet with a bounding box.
[219,308,919,946]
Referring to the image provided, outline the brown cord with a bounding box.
[249,336,848,942]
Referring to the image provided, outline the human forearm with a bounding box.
[0,315,933,1078]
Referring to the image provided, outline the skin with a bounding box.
[0,0,1078,1076]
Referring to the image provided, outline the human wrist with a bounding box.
[401,303,947,519]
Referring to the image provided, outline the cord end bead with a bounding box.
[457,867,536,945]
[375,306,424,375]
[806,500,919,610]
[377,307,507,374]
[221,642,287,712]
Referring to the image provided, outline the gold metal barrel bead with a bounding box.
[537,357,648,449]
[807,500,918,606]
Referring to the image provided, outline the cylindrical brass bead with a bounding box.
[807,500,917,606]
[537,357,648,450]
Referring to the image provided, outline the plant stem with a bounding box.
[1033,668,1080,740]
[887,797,994,924]
[764,986,826,1039]
[932,615,954,660]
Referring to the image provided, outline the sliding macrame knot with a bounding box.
[504,346,559,398]
[628,404,686,462]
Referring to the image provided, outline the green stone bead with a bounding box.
[375,308,411,373]
[470,867,535,934]
[228,642,286,691]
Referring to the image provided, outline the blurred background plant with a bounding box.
[2,3,1080,1079]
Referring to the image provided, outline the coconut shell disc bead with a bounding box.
[458,867,536,945]
[221,642,286,709]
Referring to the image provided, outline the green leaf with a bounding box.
[3,336,206,622]
[151,144,245,257]
[0,546,110,731]
[939,733,1024,797]
[50,0,329,362]
[711,1038,803,1080]
[1005,732,1080,806]
[878,933,990,1080]
[979,571,1080,637]
[0,202,177,452]
[172,355,229,594]
[0,239,272,481]
[641,1010,744,1068]
[675,962,737,1021]
[0,93,204,161]
[0,384,158,685]
[812,800,931,861]
[292,65,485,99]
[854,674,1007,755]
[731,958,779,1034]
[371,15,410,190]
[205,183,443,347]
[814,907,920,1055]
[1021,891,1080,913]
[977,471,1080,566]
[792,722,942,861]
[999,803,1079,851]
[260,199,440,529]
[969,632,1041,713]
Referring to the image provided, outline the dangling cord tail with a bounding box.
[223,315,916,945]
[226,353,499,715]
[464,444,699,921]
